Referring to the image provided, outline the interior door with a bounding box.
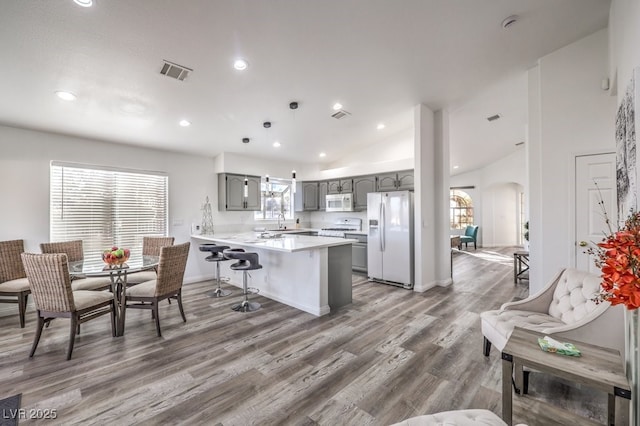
[575,153,616,272]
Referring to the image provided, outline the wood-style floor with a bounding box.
[0,247,615,425]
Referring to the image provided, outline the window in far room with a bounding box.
[254,177,294,220]
[450,189,474,229]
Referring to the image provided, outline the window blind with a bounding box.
[50,162,168,261]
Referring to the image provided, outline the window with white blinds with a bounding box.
[50,162,168,261]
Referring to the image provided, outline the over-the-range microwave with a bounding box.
[326,193,354,212]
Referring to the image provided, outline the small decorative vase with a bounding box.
[626,308,639,424]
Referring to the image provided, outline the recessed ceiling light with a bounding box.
[179,120,191,127]
[319,152,326,158]
[55,91,77,101]
[73,0,93,7]
[453,165,459,169]
[502,15,518,29]
[233,59,248,71]
[273,142,281,148]
[377,123,385,130]
[332,103,343,111]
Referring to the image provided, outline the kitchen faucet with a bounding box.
[277,213,285,229]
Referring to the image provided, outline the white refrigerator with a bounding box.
[367,191,414,289]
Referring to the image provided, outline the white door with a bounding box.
[575,153,617,273]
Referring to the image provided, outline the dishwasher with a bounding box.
[345,233,367,273]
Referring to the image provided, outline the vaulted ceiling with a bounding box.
[0,1,610,174]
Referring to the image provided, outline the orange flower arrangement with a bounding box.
[589,211,640,309]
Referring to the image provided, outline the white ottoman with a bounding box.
[389,409,523,426]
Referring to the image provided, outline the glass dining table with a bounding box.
[69,255,159,336]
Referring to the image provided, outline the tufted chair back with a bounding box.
[548,268,601,323]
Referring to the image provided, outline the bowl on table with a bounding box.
[102,247,130,266]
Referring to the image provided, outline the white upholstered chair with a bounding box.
[481,268,624,357]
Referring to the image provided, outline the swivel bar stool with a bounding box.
[199,244,232,297]
[223,248,262,312]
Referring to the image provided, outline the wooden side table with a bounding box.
[501,327,631,426]
[513,251,529,284]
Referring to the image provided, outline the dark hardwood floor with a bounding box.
[0,247,615,425]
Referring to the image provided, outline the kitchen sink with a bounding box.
[257,232,283,239]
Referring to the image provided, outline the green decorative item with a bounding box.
[538,336,581,357]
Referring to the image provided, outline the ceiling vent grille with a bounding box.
[160,60,192,81]
[487,114,501,122]
[331,109,351,120]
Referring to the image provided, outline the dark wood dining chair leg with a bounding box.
[153,302,161,337]
[483,337,491,356]
[18,292,27,328]
[110,301,116,337]
[68,315,78,360]
[30,314,45,358]
[177,293,186,323]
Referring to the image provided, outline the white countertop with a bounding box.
[192,233,356,253]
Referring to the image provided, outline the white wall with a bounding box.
[0,124,216,284]
[450,148,526,247]
[319,128,414,179]
[528,28,616,294]
[482,183,523,247]
[609,0,640,99]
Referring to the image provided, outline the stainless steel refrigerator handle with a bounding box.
[381,201,385,251]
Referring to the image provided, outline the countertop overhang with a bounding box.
[191,233,356,253]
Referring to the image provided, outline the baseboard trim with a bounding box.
[413,280,437,292]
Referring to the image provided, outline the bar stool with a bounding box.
[223,248,262,312]
[199,244,232,297]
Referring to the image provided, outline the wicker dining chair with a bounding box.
[0,239,31,328]
[125,242,189,337]
[126,236,175,285]
[40,240,112,291]
[21,253,115,360]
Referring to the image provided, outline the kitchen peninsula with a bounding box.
[192,233,355,316]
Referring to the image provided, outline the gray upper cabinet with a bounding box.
[376,170,414,192]
[327,178,353,194]
[377,172,399,192]
[353,175,376,211]
[295,181,319,211]
[396,170,414,191]
[218,173,262,211]
[318,181,328,210]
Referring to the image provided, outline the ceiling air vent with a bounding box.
[487,114,501,122]
[160,60,192,81]
[331,109,351,120]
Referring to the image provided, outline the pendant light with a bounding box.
[292,170,296,193]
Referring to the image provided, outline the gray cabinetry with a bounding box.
[377,172,399,191]
[218,173,261,211]
[345,233,367,273]
[352,175,376,211]
[327,179,353,194]
[397,170,414,191]
[376,170,414,191]
[295,181,319,211]
[318,181,328,210]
